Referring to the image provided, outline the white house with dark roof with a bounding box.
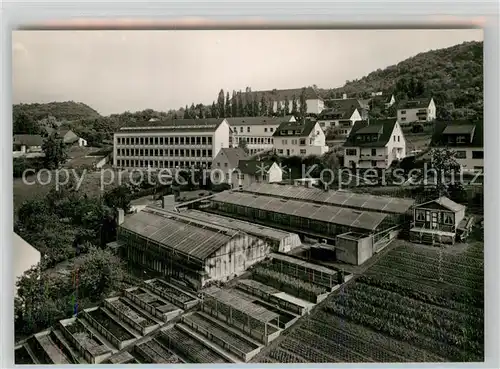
[237,87,324,115]
[343,119,406,169]
[13,134,44,153]
[211,147,249,184]
[226,116,295,155]
[397,97,436,124]
[113,118,231,170]
[45,127,88,147]
[273,120,329,157]
[231,159,283,189]
[429,120,483,173]
[369,92,396,109]
[316,107,362,136]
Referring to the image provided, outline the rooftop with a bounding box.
[417,196,466,213]
[211,191,388,231]
[176,209,297,242]
[226,116,285,126]
[215,147,248,168]
[343,119,399,148]
[119,207,239,261]
[272,120,317,137]
[204,287,279,323]
[237,159,277,175]
[270,253,337,276]
[398,97,433,110]
[242,183,414,214]
[430,120,483,148]
[117,118,225,134]
[13,134,44,147]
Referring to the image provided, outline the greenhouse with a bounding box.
[209,191,395,243]
[241,183,415,215]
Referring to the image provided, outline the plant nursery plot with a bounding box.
[157,327,229,364]
[87,309,135,341]
[149,280,195,303]
[267,348,307,363]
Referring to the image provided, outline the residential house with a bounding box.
[429,120,484,173]
[369,92,396,109]
[237,87,325,115]
[113,118,231,170]
[226,116,295,155]
[273,120,329,157]
[343,119,406,169]
[316,107,362,136]
[45,127,88,147]
[13,134,44,153]
[409,197,466,245]
[324,95,370,120]
[14,233,41,296]
[397,97,436,124]
[211,147,249,184]
[232,160,283,189]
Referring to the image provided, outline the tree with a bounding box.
[260,94,268,116]
[217,89,225,118]
[238,139,249,154]
[211,102,217,118]
[103,185,132,212]
[189,103,196,118]
[252,95,259,117]
[284,96,290,115]
[429,148,461,196]
[237,91,244,116]
[183,105,190,119]
[13,112,40,135]
[42,133,68,169]
[299,88,308,118]
[231,90,238,117]
[291,95,298,115]
[225,92,231,118]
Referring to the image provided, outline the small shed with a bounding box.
[410,197,466,245]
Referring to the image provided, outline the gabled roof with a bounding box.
[272,120,317,137]
[217,148,248,168]
[237,160,278,175]
[226,116,283,126]
[430,120,483,148]
[13,134,43,147]
[370,94,394,104]
[398,97,433,110]
[117,118,226,133]
[236,87,322,104]
[326,98,367,111]
[416,197,465,213]
[318,106,358,120]
[343,119,398,148]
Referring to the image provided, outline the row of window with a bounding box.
[279,138,311,145]
[235,126,275,133]
[234,136,274,145]
[455,150,484,159]
[415,210,454,225]
[116,136,213,146]
[116,148,213,158]
[277,148,307,155]
[115,159,212,169]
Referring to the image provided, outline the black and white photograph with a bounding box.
[12,28,485,364]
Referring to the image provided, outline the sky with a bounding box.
[12,29,483,116]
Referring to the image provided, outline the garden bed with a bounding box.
[83,308,137,349]
[105,297,159,335]
[145,279,198,309]
[134,338,183,364]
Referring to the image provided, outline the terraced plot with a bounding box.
[157,327,229,363]
[87,309,136,342]
[184,313,259,354]
[135,338,182,364]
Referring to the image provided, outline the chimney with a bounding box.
[117,208,125,225]
[342,93,347,100]
[162,195,176,209]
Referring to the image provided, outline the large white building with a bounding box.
[397,97,436,124]
[429,120,483,173]
[238,87,325,115]
[113,118,231,169]
[343,119,406,169]
[226,116,295,155]
[273,120,329,157]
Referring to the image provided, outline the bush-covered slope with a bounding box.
[13,101,101,122]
